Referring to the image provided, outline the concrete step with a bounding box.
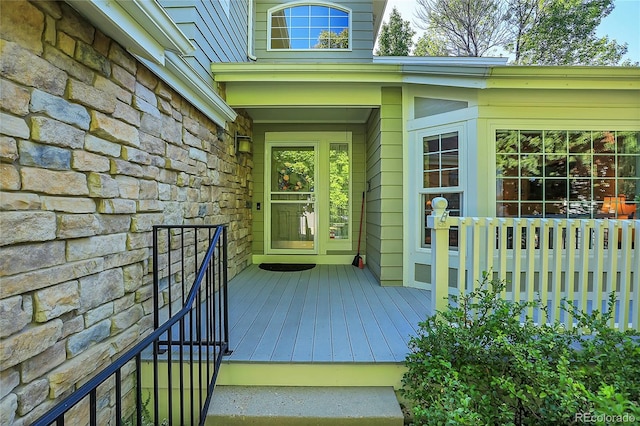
[206,385,404,425]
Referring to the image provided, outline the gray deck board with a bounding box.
[228,270,284,359]
[250,272,300,360]
[334,265,374,361]
[346,269,396,361]
[225,264,432,363]
[271,274,308,361]
[384,289,426,336]
[330,265,355,362]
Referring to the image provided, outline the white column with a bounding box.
[427,197,452,313]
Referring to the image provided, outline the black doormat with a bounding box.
[259,263,315,272]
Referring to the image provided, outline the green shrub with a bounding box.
[402,276,639,426]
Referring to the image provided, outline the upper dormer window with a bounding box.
[268,2,351,50]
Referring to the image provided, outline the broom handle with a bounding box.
[357,192,364,253]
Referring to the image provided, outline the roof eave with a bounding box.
[65,0,194,65]
[211,61,493,89]
[487,66,640,90]
[211,63,404,84]
[66,0,235,126]
[372,0,388,39]
[138,52,237,126]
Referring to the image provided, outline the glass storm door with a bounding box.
[267,144,318,253]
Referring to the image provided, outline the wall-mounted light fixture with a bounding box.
[235,132,252,154]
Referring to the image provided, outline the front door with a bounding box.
[265,132,352,256]
[267,144,318,253]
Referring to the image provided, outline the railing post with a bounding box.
[152,226,159,330]
[223,225,232,355]
[427,197,453,314]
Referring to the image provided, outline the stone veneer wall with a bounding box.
[0,1,253,424]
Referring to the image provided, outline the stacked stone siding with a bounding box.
[0,1,253,424]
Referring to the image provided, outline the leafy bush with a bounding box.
[402,276,640,426]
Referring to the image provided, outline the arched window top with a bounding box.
[268,1,352,51]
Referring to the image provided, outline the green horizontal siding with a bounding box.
[381,104,402,119]
[366,87,403,286]
[160,0,249,83]
[380,118,403,133]
[365,108,382,281]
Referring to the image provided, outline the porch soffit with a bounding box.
[241,107,374,124]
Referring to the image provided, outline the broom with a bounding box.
[352,192,365,268]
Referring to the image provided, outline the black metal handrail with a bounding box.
[32,224,230,426]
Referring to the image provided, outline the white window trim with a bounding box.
[266,1,353,52]
[412,122,467,254]
[404,121,468,290]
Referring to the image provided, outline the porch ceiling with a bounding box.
[243,107,374,124]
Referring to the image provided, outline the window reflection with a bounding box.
[270,4,350,50]
[422,132,459,188]
[421,131,461,248]
[496,130,639,218]
[329,143,350,240]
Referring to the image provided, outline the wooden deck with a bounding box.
[224,264,433,363]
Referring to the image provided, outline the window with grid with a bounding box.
[422,132,462,247]
[269,3,350,50]
[496,130,639,218]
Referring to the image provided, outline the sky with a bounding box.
[381,0,640,63]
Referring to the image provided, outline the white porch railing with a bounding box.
[427,197,640,331]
